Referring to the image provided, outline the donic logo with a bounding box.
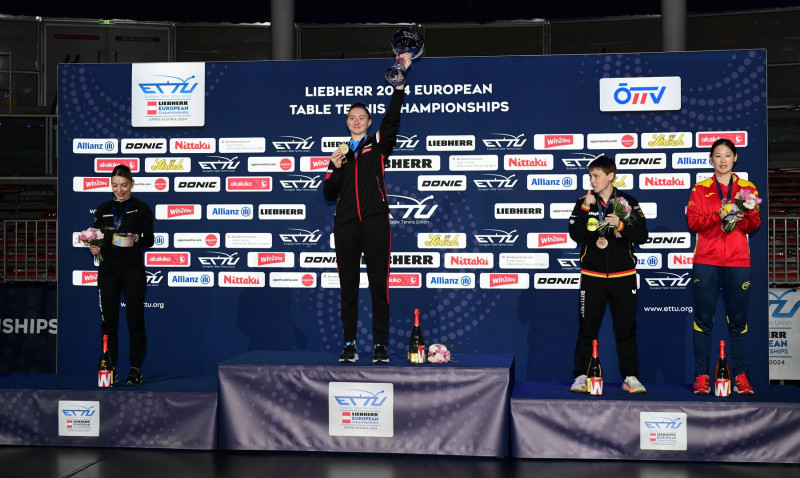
[138,75,198,94]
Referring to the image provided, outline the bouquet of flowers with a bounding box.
[79,227,106,262]
[595,196,634,235]
[721,188,762,232]
[427,343,451,364]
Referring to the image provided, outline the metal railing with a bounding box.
[769,216,800,287]
[1,219,57,283]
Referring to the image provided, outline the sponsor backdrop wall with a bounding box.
[57,50,768,384]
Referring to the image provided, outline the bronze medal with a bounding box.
[596,237,608,249]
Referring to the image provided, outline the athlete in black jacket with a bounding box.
[90,165,154,385]
[324,53,411,364]
[567,155,649,394]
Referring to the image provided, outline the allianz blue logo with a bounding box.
[334,389,387,407]
[241,206,252,217]
[562,176,574,188]
[613,82,667,105]
[200,274,212,285]
[460,275,472,287]
[61,405,96,417]
[644,417,683,430]
[138,75,198,94]
[638,255,660,267]
[104,141,115,152]
[154,235,166,246]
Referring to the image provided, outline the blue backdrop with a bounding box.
[57,50,768,385]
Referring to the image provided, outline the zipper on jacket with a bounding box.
[354,157,362,221]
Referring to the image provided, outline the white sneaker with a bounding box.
[622,376,646,393]
[570,374,588,393]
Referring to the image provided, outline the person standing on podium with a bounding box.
[89,165,154,385]
[567,155,649,393]
[323,53,412,364]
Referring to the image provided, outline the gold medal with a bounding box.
[596,237,608,249]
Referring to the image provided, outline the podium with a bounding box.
[218,351,514,456]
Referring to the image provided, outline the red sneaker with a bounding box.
[693,374,710,394]
[734,373,754,395]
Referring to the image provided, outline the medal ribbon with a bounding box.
[715,175,733,206]
[597,189,616,223]
[112,200,131,232]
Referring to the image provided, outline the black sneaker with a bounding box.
[126,367,143,386]
[339,342,359,363]
[372,344,389,363]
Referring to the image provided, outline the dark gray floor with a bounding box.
[1,447,798,478]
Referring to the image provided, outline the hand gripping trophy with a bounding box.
[385,27,425,86]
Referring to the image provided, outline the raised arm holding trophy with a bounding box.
[323,28,422,364]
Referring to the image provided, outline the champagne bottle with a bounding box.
[408,309,426,364]
[587,339,603,396]
[714,340,731,397]
[98,334,114,388]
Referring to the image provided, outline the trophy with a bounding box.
[385,28,424,86]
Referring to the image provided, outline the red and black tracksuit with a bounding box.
[323,88,405,346]
[93,196,154,369]
[568,189,649,378]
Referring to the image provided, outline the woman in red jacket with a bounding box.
[686,138,761,394]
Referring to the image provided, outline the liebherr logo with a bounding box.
[280,174,323,190]
[279,228,323,245]
[474,229,519,246]
[198,155,240,171]
[473,174,518,190]
[388,194,438,221]
[273,136,314,152]
[482,133,527,150]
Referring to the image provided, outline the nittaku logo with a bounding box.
[279,228,323,244]
[197,252,240,267]
[138,74,198,94]
[395,134,420,150]
[475,229,519,246]
[482,133,527,149]
[473,174,518,189]
[388,194,438,220]
[273,136,314,151]
[198,155,240,171]
[644,272,691,288]
[280,174,323,190]
[146,271,164,285]
[334,389,388,407]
